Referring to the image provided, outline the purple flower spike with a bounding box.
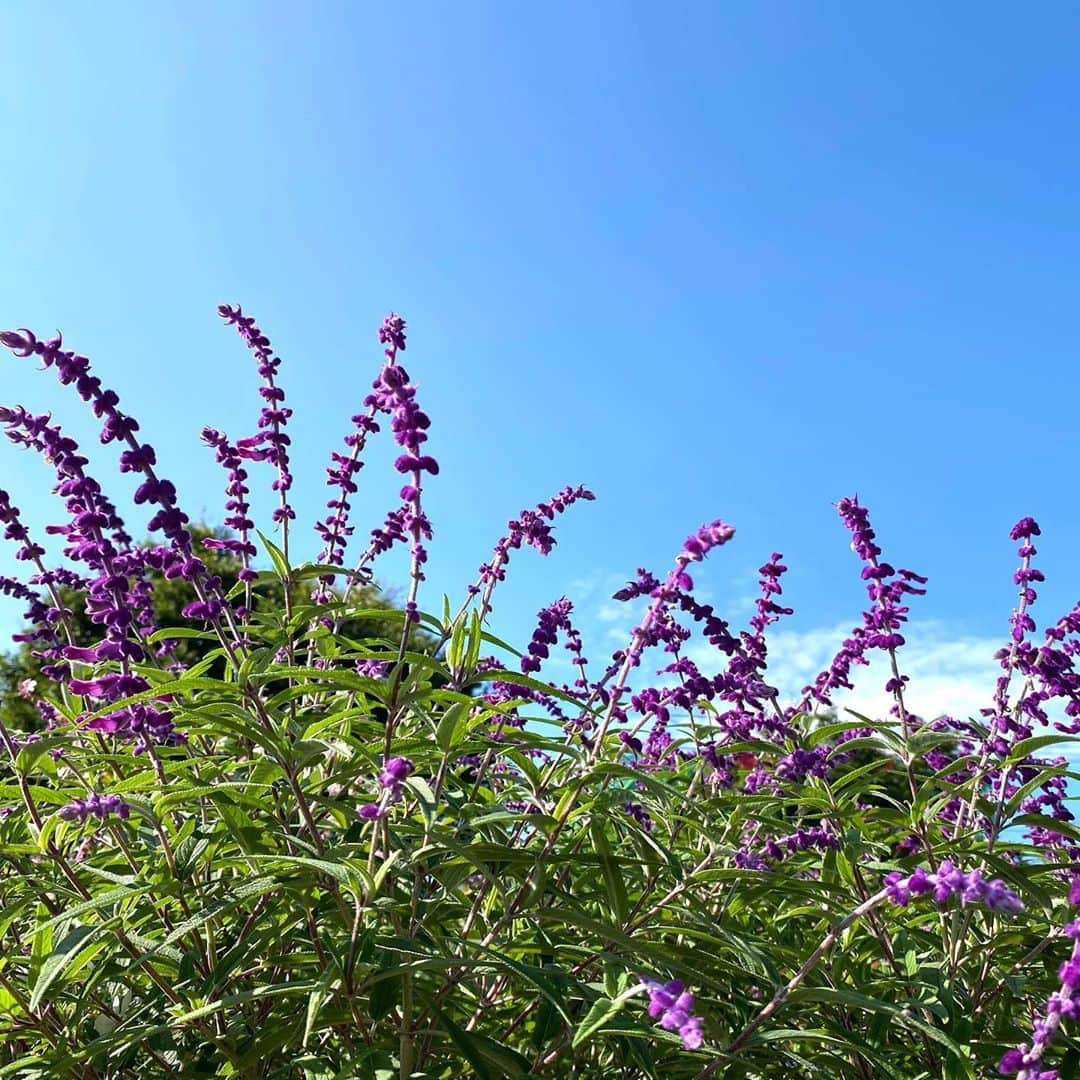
[377,756,414,804]
[472,485,595,615]
[799,498,926,711]
[884,863,1022,915]
[58,793,130,824]
[379,757,414,787]
[218,305,295,545]
[1000,889,1080,1078]
[349,318,436,617]
[642,978,705,1051]
[522,598,574,674]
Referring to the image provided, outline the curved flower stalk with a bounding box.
[999,881,1080,1080]
[567,520,738,769]
[217,305,295,545]
[313,410,379,602]
[0,490,74,672]
[200,427,257,614]
[800,499,927,719]
[2,408,141,669]
[0,328,230,636]
[469,484,596,622]
[725,865,1023,1059]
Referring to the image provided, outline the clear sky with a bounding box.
[3,2,1080,719]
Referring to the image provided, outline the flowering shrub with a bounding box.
[0,308,1078,1078]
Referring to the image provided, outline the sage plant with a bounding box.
[0,309,1076,1078]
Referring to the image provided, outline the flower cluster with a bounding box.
[0,329,223,644]
[57,794,130,824]
[999,881,1080,1079]
[642,978,704,1050]
[735,824,839,870]
[359,756,415,821]
[884,862,1023,914]
[312,318,409,595]
[200,427,258,596]
[217,305,295,527]
[798,499,927,712]
[5,304,1080,1078]
[521,597,574,674]
[359,321,436,613]
[473,485,596,610]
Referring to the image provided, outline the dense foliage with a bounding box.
[0,308,1078,1079]
[0,525,419,733]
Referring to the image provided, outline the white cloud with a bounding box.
[675,618,1004,725]
[549,589,1080,759]
[575,581,1038,733]
[762,621,1003,723]
[595,602,627,624]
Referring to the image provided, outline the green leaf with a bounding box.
[465,610,484,672]
[436,701,470,751]
[30,924,100,1011]
[1012,814,1080,843]
[435,1010,530,1079]
[1008,733,1080,760]
[446,614,466,672]
[573,996,625,1048]
[367,972,400,1021]
[0,1058,46,1078]
[158,876,280,951]
[303,968,337,1047]
[256,528,291,581]
[371,850,401,895]
[32,885,149,940]
[788,987,969,1060]
[166,980,323,1027]
[531,996,562,1052]
[246,855,362,887]
[590,819,629,925]
[404,775,437,831]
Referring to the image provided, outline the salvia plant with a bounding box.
[0,308,1079,1080]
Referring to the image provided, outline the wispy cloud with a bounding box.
[750,620,1003,723]
[638,612,1006,724]
[574,578,1021,729]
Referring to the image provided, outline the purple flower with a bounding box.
[218,305,295,536]
[346,329,437,600]
[798,498,926,713]
[1000,887,1080,1078]
[377,757,414,804]
[522,598,574,674]
[58,794,130,824]
[378,313,407,355]
[379,757,413,788]
[356,659,390,678]
[642,978,705,1051]
[1010,517,1042,541]
[885,863,1022,915]
[472,485,595,616]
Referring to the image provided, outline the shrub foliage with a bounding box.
[0,309,1078,1079]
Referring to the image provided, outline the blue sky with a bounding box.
[3,2,1080,719]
